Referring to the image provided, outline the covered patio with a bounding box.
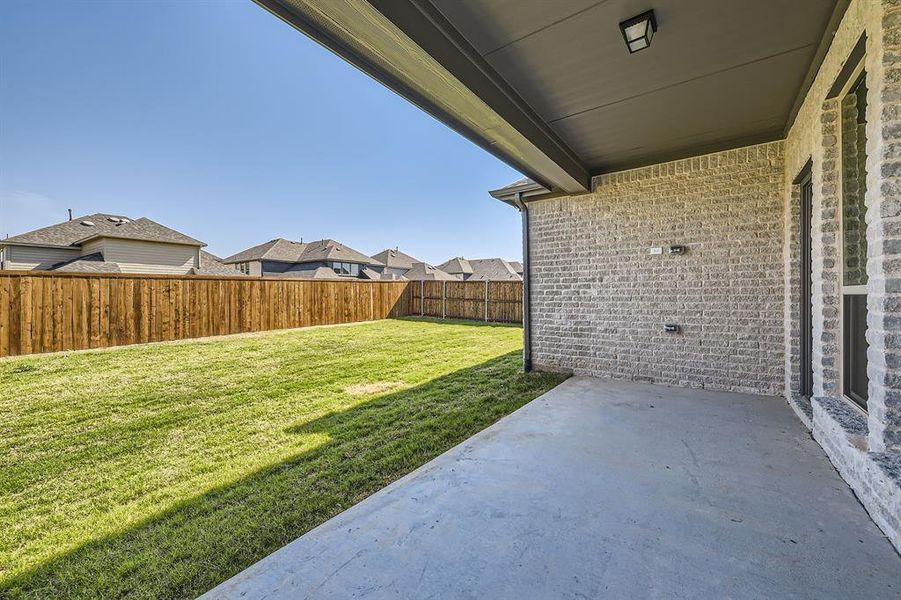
[205,378,901,599]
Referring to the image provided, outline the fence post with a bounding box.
[485,280,489,322]
[420,280,424,316]
[442,281,447,319]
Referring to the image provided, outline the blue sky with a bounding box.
[0,1,523,264]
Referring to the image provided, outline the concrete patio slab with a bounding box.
[203,377,901,599]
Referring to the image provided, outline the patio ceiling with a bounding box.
[257,0,846,194]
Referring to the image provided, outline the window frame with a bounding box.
[837,59,870,415]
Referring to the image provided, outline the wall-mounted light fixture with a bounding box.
[620,10,657,54]
[664,324,680,334]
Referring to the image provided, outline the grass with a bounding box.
[0,317,564,599]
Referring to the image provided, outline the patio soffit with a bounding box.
[256,0,846,194]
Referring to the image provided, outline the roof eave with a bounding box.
[73,233,206,247]
[253,0,589,195]
[0,240,79,250]
[488,181,562,207]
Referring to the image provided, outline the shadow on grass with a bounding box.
[395,316,523,328]
[3,351,564,600]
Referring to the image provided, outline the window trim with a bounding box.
[836,59,870,416]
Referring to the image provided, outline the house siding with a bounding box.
[528,141,785,396]
[3,245,81,270]
[91,238,199,274]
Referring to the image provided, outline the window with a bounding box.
[236,262,250,275]
[841,70,869,410]
[330,262,360,276]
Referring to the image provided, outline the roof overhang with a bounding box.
[0,241,78,250]
[255,0,847,199]
[73,234,206,248]
[254,0,590,194]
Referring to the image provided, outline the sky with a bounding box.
[0,0,524,264]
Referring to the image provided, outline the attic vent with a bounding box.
[107,217,120,223]
[80,220,95,227]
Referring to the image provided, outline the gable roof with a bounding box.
[3,213,205,248]
[371,248,421,270]
[224,238,380,266]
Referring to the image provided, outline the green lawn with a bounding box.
[0,317,564,599]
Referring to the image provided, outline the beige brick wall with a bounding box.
[528,141,785,396]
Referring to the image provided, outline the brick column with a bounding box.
[813,99,843,399]
[866,0,901,452]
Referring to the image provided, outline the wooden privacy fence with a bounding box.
[0,272,411,358]
[408,280,523,323]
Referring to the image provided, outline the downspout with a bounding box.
[513,191,532,372]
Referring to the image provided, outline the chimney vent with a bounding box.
[68,209,73,221]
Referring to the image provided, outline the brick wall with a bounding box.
[528,142,785,396]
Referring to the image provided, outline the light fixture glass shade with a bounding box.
[619,10,657,54]
[624,20,647,41]
[628,38,648,52]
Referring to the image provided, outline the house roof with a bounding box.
[404,262,459,281]
[50,253,122,273]
[3,213,205,248]
[371,248,422,270]
[224,238,381,266]
[191,251,249,276]
[270,266,345,280]
[437,256,522,281]
[466,258,522,281]
[509,261,523,274]
[437,257,473,275]
[224,238,307,263]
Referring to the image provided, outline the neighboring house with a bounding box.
[223,238,383,279]
[272,0,901,553]
[404,262,458,281]
[0,213,217,275]
[194,251,247,276]
[437,257,522,281]
[371,247,457,280]
[371,247,420,278]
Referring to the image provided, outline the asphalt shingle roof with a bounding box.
[370,248,421,270]
[404,262,459,281]
[437,257,522,281]
[50,253,122,273]
[4,213,204,248]
[224,238,381,266]
[191,251,249,276]
[436,257,473,275]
